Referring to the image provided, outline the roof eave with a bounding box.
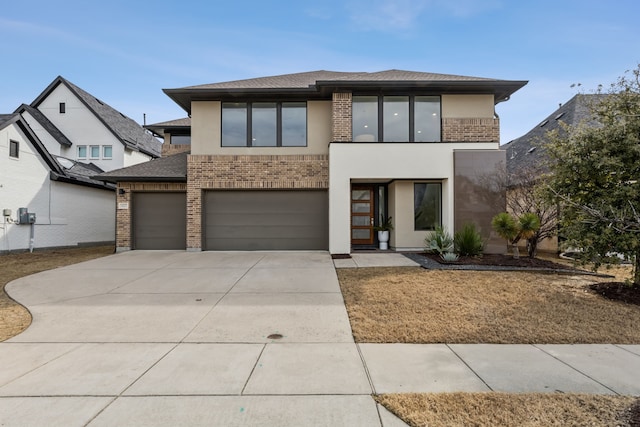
[93,175,187,184]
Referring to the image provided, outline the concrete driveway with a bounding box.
[0,251,404,427]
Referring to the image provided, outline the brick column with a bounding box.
[186,155,202,251]
[116,183,132,251]
[332,92,352,142]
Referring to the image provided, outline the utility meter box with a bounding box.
[17,208,36,224]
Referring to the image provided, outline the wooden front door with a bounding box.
[351,186,375,245]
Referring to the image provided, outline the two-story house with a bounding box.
[96,70,526,253]
[16,76,161,171]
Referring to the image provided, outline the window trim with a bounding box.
[413,182,443,231]
[89,145,100,159]
[102,145,113,159]
[353,94,441,142]
[9,140,19,158]
[221,101,307,147]
[77,145,87,159]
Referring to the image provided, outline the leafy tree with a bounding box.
[492,212,541,258]
[546,65,640,285]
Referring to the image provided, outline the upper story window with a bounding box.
[9,140,19,158]
[77,145,87,159]
[103,145,112,159]
[353,95,441,142]
[222,102,307,147]
[170,135,191,145]
[59,102,66,114]
[90,145,100,159]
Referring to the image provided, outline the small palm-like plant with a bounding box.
[492,212,541,258]
[454,223,484,257]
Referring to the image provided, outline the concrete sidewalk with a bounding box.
[1,251,639,426]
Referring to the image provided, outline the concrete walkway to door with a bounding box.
[0,251,405,426]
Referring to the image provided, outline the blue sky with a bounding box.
[1,0,638,143]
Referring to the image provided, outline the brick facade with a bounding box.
[332,92,352,141]
[115,182,187,250]
[186,154,329,250]
[442,118,500,143]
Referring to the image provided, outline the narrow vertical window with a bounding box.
[414,96,441,142]
[414,183,442,230]
[77,145,87,159]
[352,96,378,142]
[59,102,66,114]
[9,140,19,158]
[221,102,248,147]
[281,102,306,147]
[383,96,409,141]
[251,102,277,147]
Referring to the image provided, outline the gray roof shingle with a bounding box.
[16,104,73,147]
[503,94,606,176]
[31,76,162,158]
[93,151,188,183]
[165,69,527,113]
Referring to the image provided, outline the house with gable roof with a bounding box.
[1,76,162,252]
[18,76,161,171]
[96,69,526,253]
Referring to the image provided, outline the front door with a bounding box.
[351,185,375,245]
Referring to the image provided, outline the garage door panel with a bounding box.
[133,192,186,250]
[204,191,328,250]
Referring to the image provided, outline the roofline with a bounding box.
[93,175,187,184]
[31,76,160,158]
[14,103,73,147]
[50,172,115,191]
[164,79,528,114]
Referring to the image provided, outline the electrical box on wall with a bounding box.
[17,208,36,224]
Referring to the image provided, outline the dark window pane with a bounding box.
[352,96,378,142]
[415,96,441,142]
[9,140,19,158]
[414,183,442,230]
[282,102,306,147]
[171,135,191,145]
[252,102,277,147]
[222,103,247,147]
[383,96,409,141]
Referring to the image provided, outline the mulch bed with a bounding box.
[423,253,575,270]
[590,282,640,306]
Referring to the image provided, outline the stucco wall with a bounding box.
[191,100,331,155]
[442,95,495,118]
[329,142,498,254]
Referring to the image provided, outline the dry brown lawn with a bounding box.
[0,246,114,341]
[377,393,639,427]
[337,267,640,343]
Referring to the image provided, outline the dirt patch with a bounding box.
[590,282,640,306]
[338,267,640,343]
[0,245,114,341]
[377,393,639,427]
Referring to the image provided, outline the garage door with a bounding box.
[203,190,328,250]
[132,192,186,250]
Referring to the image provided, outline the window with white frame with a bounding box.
[103,145,112,159]
[77,145,87,159]
[90,145,100,159]
[353,95,441,142]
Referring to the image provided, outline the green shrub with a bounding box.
[425,226,454,255]
[454,223,484,256]
[440,252,459,263]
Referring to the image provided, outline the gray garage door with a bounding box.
[133,192,186,250]
[203,190,328,250]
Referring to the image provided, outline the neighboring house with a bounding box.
[145,117,191,157]
[17,76,161,171]
[0,113,115,252]
[502,94,605,252]
[96,70,526,253]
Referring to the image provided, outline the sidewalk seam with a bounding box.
[446,344,494,391]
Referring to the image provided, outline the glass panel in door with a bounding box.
[351,186,374,245]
